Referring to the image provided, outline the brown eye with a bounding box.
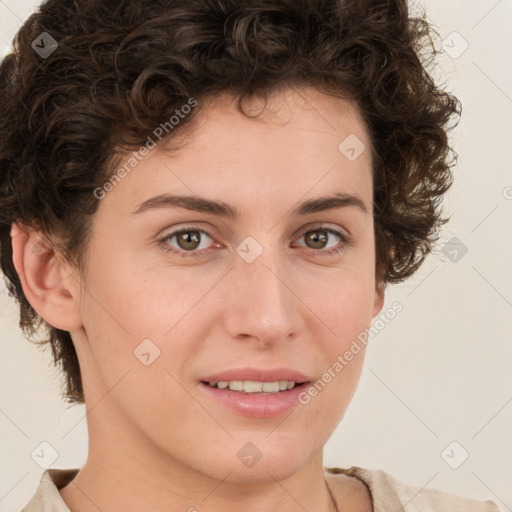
[295,226,351,256]
[304,230,329,249]
[175,231,202,250]
[159,228,215,256]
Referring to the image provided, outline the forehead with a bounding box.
[187,86,370,156]
[101,86,373,217]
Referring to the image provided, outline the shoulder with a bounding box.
[324,466,501,512]
[22,468,79,512]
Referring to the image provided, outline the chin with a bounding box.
[179,434,311,485]
[219,458,306,485]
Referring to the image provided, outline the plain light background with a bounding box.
[0,0,511,510]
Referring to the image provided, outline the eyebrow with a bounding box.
[131,192,370,217]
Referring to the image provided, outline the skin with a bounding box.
[12,86,383,512]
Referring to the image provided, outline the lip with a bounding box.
[201,367,311,384]
[199,381,310,418]
[199,367,312,419]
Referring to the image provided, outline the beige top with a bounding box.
[21,466,501,512]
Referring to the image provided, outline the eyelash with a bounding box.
[157,224,352,258]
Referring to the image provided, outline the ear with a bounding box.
[10,223,83,331]
[372,278,385,318]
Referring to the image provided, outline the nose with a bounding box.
[221,245,305,348]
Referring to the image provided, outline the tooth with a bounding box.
[243,381,264,393]
[227,381,243,391]
[262,382,280,393]
[211,380,298,392]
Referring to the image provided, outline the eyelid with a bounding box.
[157,222,352,257]
[291,222,351,242]
[157,225,218,256]
[157,221,218,243]
[291,223,352,254]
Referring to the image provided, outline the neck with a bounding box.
[59,397,339,512]
[59,453,337,512]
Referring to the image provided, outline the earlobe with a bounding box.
[10,223,83,331]
[372,280,385,317]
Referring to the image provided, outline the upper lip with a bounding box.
[201,367,311,384]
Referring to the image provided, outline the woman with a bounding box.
[0,0,500,510]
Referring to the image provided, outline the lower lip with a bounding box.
[199,382,309,418]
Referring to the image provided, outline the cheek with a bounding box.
[76,269,200,429]
[296,345,367,452]
[80,256,191,341]
[298,263,377,338]
[294,265,375,408]
[76,260,210,394]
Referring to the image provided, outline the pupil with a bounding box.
[307,230,327,249]
[179,231,200,250]
[176,230,328,251]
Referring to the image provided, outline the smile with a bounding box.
[199,381,310,418]
[205,380,298,392]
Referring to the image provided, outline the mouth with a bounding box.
[201,380,308,393]
[198,379,311,418]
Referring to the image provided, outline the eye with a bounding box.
[157,224,352,258]
[294,226,352,256]
[157,227,217,257]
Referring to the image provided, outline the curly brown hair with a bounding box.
[0,0,461,405]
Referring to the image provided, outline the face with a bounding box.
[67,86,384,483]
